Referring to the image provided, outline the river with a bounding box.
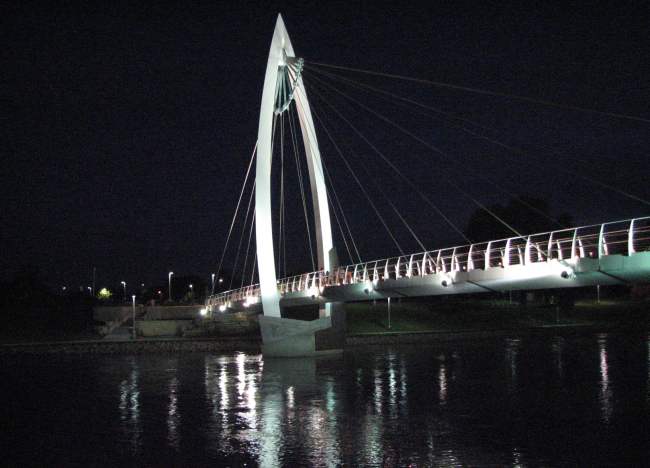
[5,330,650,466]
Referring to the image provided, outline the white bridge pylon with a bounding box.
[255,14,334,317]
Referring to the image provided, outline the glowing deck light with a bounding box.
[199,308,207,317]
[219,304,227,312]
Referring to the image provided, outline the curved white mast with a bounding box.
[255,14,334,317]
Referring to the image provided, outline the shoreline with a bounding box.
[2,321,645,356]
[0,336,261,355]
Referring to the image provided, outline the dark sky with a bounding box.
[3,1,649,291]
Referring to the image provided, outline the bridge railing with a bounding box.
[206,216,650,308]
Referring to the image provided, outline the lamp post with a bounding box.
[387,297,391,330]
[121,281,126,302]
[211,273,215,294]
[189,283,193,303]
[168,271,174,302]
[131,295,136,340]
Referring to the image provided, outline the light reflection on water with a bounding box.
[167,373,180,450]
[598,334,613,423]
[118,356,140,453]
[6,331,650,466]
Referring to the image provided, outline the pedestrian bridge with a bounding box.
[207,216,650,313]
[205,15,649,355]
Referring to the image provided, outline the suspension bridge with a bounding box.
[205,15,650,356]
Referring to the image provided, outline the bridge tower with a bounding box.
[255,15,343,355]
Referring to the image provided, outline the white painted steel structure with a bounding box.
[255,14,334,317]
[206,217,650,313]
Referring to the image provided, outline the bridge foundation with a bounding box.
[259,303,346,357]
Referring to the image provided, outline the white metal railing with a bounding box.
[206,216,650,309]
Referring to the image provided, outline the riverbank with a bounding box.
[0,336,261,356]
[2,297,647,355]
[345,297,650,334]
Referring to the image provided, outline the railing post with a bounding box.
[407,254,414,277]
[571,228,578,260]
[598,224,606,258]
[353,264,359,284]
[504,239,511,267]
[628,219,636,255]
[422,253,428,274]
[395,257,401,278]
[467,245,474,271]
[485,242,492,269]
[547,232,554,262]
[525,236,531,264]
[384,259,390,280]
[435,250,443,273]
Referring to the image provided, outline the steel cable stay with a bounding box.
[229,176,256,290]
[286,103,317,272]
[288,101,362,265]
[284,88,364,265]
[305,61,650,124]
[312,102,429,253]
[323,178,356,265]
[293,90,407,257]
[240,208,256,289]
[301,98,407,256]
[212,141,257,295]
[321,162,363,264]
[307,70,569,228]
[308,66,650,210]
[307,74,548,240]
[228,110,278,291]
[305,79,473,243]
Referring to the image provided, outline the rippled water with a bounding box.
[5,331,650,466]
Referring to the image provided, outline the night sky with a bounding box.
[3,1,649,292]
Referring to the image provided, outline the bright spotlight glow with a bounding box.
[219,304,227,312]
[199,308,207,317]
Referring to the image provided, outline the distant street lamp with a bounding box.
[211,273,215,293]
[189,283,194,303]
[131,295,136,340]
[121,281,126,302]
[168,272,174,302]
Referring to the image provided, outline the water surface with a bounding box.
[5,330,650,466]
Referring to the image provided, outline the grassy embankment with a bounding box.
[344,297,650,335]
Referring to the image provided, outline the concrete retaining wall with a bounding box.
[94,306,135,322]
[143,306,202,320]
[186,312,260,337]
[94,305,201,323]
[136,320,194,337]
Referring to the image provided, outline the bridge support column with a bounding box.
[259,302,346,357]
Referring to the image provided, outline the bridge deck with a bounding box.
[207,217,650,313]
